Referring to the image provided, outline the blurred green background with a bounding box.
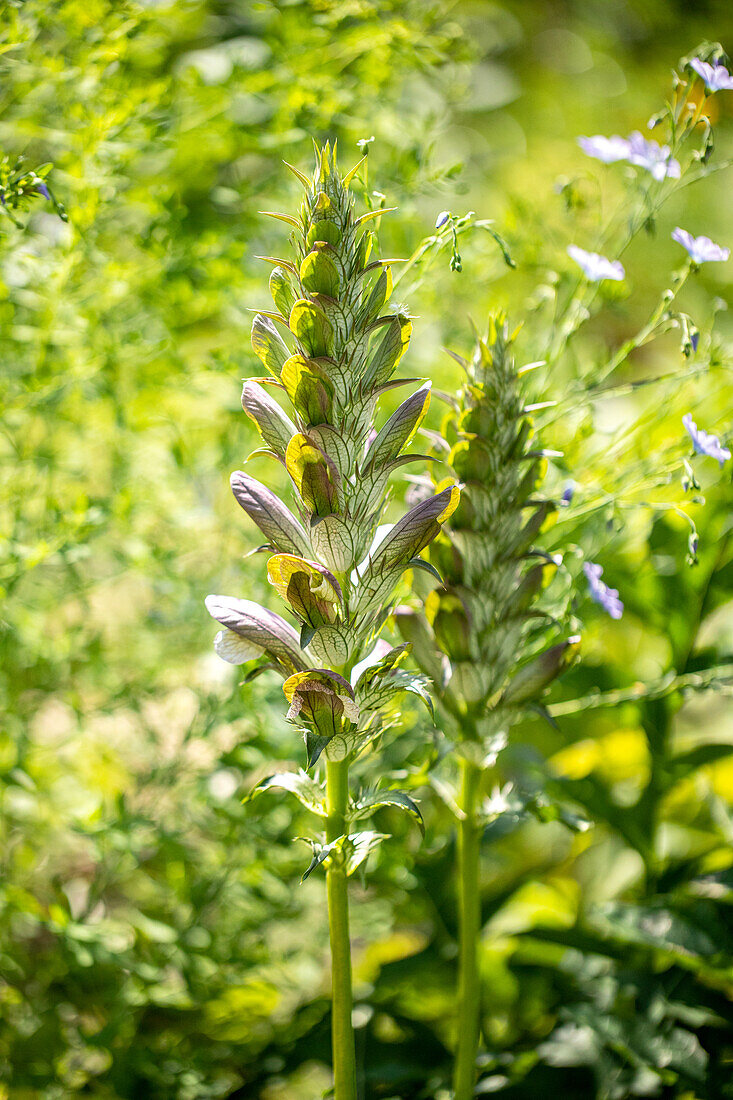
[2,2,733,1097]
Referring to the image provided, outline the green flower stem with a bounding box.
[453,755,482,1100]
[325,758,357,1100]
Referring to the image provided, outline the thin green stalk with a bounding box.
[453,756,482,1100]
[326,758,357,1100]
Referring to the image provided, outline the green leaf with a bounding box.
[352,789,425,835]
[298,837,337,881]
[502,637,581,704]
[360,265,392,324]
[406,557,443,583]
[246,770,326,816]
[342,830,389,875]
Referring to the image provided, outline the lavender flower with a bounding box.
[567,245,625,282]
[561,481,575,506]
[682,413,731,466]
[672,227,730,264]
[689,58,733,92]
[583,562,623,620]
[36,182,51,200]
[435,210,450,229]
[626,131,680,180]
[577,135,631,163]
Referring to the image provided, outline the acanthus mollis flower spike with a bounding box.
[683,413,731,466]
[689,58,733,92]
[582,562,624,620]
[567,245,625,282]
[207,139,459,759]
[672,227,730,264]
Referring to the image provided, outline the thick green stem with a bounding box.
[453,756,482,1100]
[325,758,357,1100]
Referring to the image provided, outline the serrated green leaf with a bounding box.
[352,789,425,836]
[342,830,389,875]
[247,770,326,816]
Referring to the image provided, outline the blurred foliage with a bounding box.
[1,0,733,1097]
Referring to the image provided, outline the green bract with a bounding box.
[207,142,459,765]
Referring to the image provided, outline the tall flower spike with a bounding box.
[396,317,578,1100]
[205,144,459,1100]
[209,141,458,763]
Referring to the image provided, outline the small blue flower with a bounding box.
[36,182,51,200]
[567,245,625,282]
[689,58,733,92]
[577,135,631,163]
[682,413,731,467]
[626,131,680,180]
[583,562,623,619]
[435,210,450,229]
[672,227,730,264]
[561,481,575,506]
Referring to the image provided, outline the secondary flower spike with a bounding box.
[672,227,730,264]
[689,58,733,92]
[683,413,731,467]
[583,562,624,620]
[567,245,625,282]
